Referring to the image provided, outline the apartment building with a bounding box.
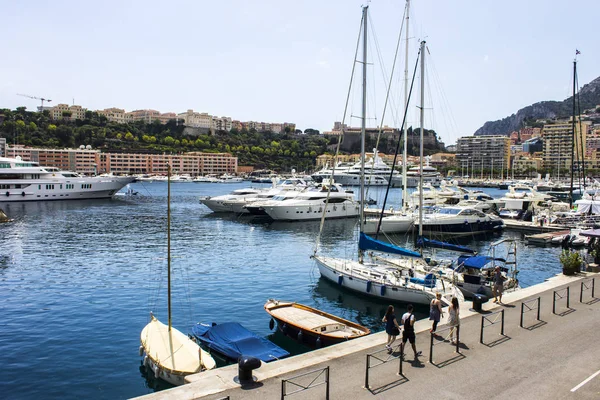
[0,137,6,157]
[127,110,179,124]
[456,135,511,171]
[6,146,238,175]
[212,116,233,132]
[97,108,133,124]
[541,119,590,170]
[48,104,87,121]
[178,110,213,130]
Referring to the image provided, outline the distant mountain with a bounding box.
[474,75,600,136]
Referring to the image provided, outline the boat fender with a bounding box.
[380,285,386,296]
[281,323,287,334]
[297,331,303,342]
[269,318,275,330]
[318,207,322,213]
[308,206,312,212]
[143,355,148,367]
[343,205,346,211]
[333,205,337,211]
[338,275,344,285]
[464,220,468,225]
[139,345,144,357]
[316,336,322,349]
[5,192,8,197]
[366,280,372,292]
[464,194,468,200]
[154,366,160,379]
[21,192,25,197]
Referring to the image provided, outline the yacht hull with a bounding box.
[314,256,436,305]
[264,202,360,221]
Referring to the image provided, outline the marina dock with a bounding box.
[502,219,570,234]
[136,272,600,400]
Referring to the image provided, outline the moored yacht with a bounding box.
[263,182,359,221]
[415,205,505,236]
[199,188,262,212]
[0,156,134,202]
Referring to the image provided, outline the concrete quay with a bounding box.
[135,272,600,400]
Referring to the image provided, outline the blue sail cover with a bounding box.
[359,233,421,258]
[417,237,475,254]
[457,255,505,269]
[191,322,289,362]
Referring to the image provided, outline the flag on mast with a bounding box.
[576,49,581,55]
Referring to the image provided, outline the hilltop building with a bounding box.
[48,104,87,121]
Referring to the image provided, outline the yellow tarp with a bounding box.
[141,315,216,374]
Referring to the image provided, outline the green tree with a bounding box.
[124,132,134,141]
[48,124,57,132]
[28,122,37,132]
[163,136,175,145]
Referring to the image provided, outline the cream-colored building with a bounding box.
[48,104,87,121]
[97,108,133,124]
[212,116,233,132]
[542,118,590,170]
[512,154,543,172]
[178,110,213,130]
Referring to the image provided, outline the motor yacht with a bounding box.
[199,188,263,212]
[415,205,505,236]
[0,156,134,202]
[262,182,360,221]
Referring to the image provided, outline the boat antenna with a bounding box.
[418,40,426,251]
[167,162,172,331]
[359,4,368,263]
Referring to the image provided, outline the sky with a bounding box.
[1,0,598,145]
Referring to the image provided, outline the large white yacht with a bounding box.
[0,156,134,202]
[312,150,397,186]
[262,182,360,221]
[404,156,442,188]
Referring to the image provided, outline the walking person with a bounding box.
[492,266,506,304]
[429,292,443,333]
[382,305,401,352]
[448,296,460,345]
[400,304,422,359]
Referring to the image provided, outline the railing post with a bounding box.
[520,302,524,328]
[580,281,584,303]
[553,291,556,314]
[480,315,484,344]
[281,379,285,400]
[567,286,570,308]
[537,297,541,321]
[429,332,434,364]
[593,278,596,298]
[325,366,330,400]
[455,326,460,353]
[398,350,403,376]
[364,354,369,389]
[500,309,505,336]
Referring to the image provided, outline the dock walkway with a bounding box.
[136,273,600,400]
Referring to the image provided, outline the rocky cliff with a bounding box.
[474,75,600,136]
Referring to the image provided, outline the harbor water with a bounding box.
[0,182,566,399]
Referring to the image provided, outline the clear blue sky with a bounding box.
[1,0,598,144]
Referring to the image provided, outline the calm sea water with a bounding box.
[0,182,564,399]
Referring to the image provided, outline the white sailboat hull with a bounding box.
[363,215,414,234]
[314,256,436,305]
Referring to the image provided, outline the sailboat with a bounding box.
[139,163,216,386]
[313,6,450,305]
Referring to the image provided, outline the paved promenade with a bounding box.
[137,273,599,400]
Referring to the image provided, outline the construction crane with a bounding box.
[16,93,52,110]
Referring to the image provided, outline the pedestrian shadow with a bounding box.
[555,308,576,317]
[368,375,410,395]
[482,335,511,348]
[522,320,547,331]
[408,358,426,369]
[501,303,516,308]
[431,353,466,369]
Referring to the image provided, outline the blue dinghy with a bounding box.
[191,322,289,363]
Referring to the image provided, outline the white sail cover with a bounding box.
[141,315,216,375]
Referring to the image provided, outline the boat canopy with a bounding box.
[417,237,475,254]
[191,322,289,362]
[359,233,421,258]
[457,255,505,269]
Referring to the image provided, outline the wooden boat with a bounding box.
[264,299,370,348]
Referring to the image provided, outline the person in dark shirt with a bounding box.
[400,304,422,359]
[382,305,401,352]
[492,266,506,303]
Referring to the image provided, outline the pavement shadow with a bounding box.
[554,308,576,317]
[367,375,410,395]
[501,303,516,308]
[408,358,426,369]
[522,320,547,331]
[431,353,466,369]
[583,298,599,305]
[482,335,511,348]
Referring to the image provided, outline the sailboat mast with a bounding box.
[569,59,576,207]
[418,40,425,238]
[402,0,410,208]
[167,163,172,331]
[359,5,368,237]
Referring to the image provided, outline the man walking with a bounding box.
[400,304,422,359]
[492,266,506,304]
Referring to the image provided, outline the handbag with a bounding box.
[392,326,400,336]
